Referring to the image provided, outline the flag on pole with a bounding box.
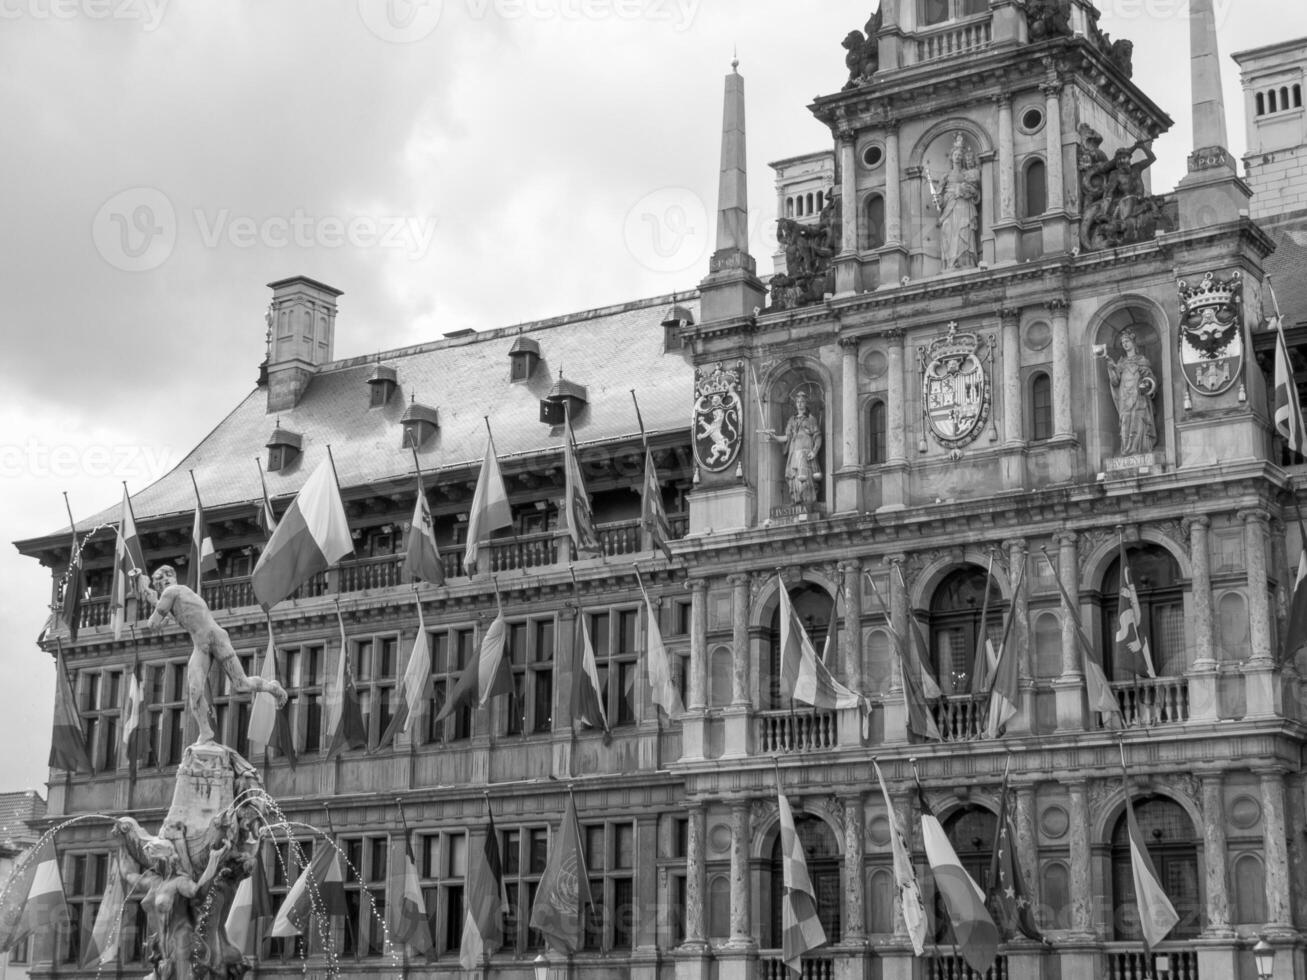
[188,475,219,592]
[402,470,445,586]
[82,854,126,967]
[1042,548,1123,728]
[1114,540,1156,679]
[983,556,1027,740]
[637,573,684,718]
[864,571,941,741]
[50,646,91,773]
[461,803,507,969]
[248,625,296,768]
[0,838,69,953]
[777,779,827,974]
[325,606,367,758]
[464,430,513,574]
[986,768,1044,943]
[918,784,999,975]
[777,579,863,711]
[110,486,147,640]
[1121,758,1180,950]
[968,556,997,695]
[121,656,149,768]
[562,411,601,559]
[59,529,83,641]
[530,791,593,954]
[271,842,348,937]
[377,599,432,749]
[571,613,608,734]
[434,610,512,722]
[226,854,274,954]
[255,459,279,537]
[1284,507,1307,665]
[251,457,353,611]
[641,448,674,561]
[872,760,927,956]
[392,837,432,953]
[1274,314,1306,457]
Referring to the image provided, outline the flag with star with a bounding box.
[986,766,1044,942]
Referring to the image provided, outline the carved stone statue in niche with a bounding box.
[1078,129,1169,250]
[933,133,981,271]
[763,388,823,509]
[1024,0,1071,41]
[770,190,839,310]
[842,8,882,89]
[1095,327,1158,456]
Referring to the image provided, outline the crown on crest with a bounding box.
[924,321,981,362]
[696,361,742,398]
[1177,270,1242,315]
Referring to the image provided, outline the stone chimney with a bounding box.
[265,276,343,413]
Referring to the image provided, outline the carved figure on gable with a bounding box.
[1079,137,1170,251]
[935,133,982,270]
[1096,327,1158,455]
[771,190,840,310]
[1108,36,1134,77]
[842,8,882,89]
[1077,125,1110,206]
[763,388,823,509]
[1024,0,1071,41]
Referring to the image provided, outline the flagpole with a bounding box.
[122,480,145,628]
[971,551,995,694]
[633,562,663,772]
[630,389,648,450]
[60,491,80,632]
[394,797,411,975]
[190,469,229,612]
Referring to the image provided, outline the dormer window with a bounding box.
[921,0,986,25]
[509,335,541,382]
[660,304,694,351]
[539,376,588,425]
[368,363,398,407]
[266,426,303,472]
[401,400,440,449]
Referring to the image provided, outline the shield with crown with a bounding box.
[1177,270,1243,397]
[920,322,992,449]
[693,362,744,473]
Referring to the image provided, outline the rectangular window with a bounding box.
[354,634,399,748]
[418,831,466,956]
[921,0,948,24]
[341,835,388,958]
[581,821,636,952]
[1031,373,1054,442]
[142,661,187,769]
[78,668,124,773]
[63,852,108,964]
[427,626,476,743]
[588,608,640,727]
[505,617,556,735]
[212,653,255,758]
[267,839,315,960]
[285,643,325,753]
[500,825,550,953]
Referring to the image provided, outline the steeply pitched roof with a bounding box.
[0,791,46,853]
[59,291,698,536]
[1263,213,1307,327]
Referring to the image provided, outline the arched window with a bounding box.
[1030,372,1053,441]
[1040,861,1071,930]
[1270,89,1279,113]
[708,874,731,939]
[1256,92,1266,116]
[786,197,795,218]
[768,584,835,708]
[868,868,895,933]
[933,806,997,941]
[766,815,842,947]
[1217,592,1250,662]
[816,190,825,213]
[867,399,888,465]
[1110,798,1201,940]
[709,646,733,707]
[1295,83,1303,109]
[921,0,948,25]
[863,194,886,250]
[1022,158,1048,219]
[806,192,815,215]
[866,628,893,694]
[1098,545,1184,679]
[928,566,1007,695]
[1282,87,1291,111]
[1033,610,1061,679]
[1232,853,1267,925]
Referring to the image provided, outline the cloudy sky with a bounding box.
[2,0,1304,794]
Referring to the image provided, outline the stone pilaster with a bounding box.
[843,793,868,945]
[1186,516,1220,723]
[723,574,752,757]
[1052,531,1086,732]
[1242,508,1280,717]
[1199,774,1234,936]
[1067,780,1094,939]
[1047,299,1073,441]
[689,580,708,711]
[885,123,902,246]
[836,337,862,514]
[676,802,711,980]
[836,134,861,296]
[1000,307,1023,446]
[1259,768,1295,934]
[728,799,754,947]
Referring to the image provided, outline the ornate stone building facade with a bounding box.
[16,4,1307,980]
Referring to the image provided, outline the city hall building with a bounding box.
[17,1,1307,978]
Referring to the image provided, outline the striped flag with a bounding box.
[638,574,684,718]
[571,613,608,734]
[226,851,275,954]
[1114,540,1156,678]
[641,448,674,561]
[49,647,91,773]
[188,476,218,592]
[968,556,997,694]
[324,606,367,758]
[918,785,999,974]
[252,458,353,611]
[1043,548,1123,728]
[461,803,507,969]
[986,768,1044,943]
[110,486,147,641]
[1274,315,1306,457]
[1121,762,1179,949]
[464,431,513,574]
[530,791,593,954]
[82,854,126,967]
[392,837,432,953]
[777,781,827,974]
[248,627,296,768]
[0,838,68,952]
[864,572,941,741]
[777,579,862,711]
[1284,510,1307,665]
[983,556,1027,739]
[271,842,347,938]
[377,600,432,749]
[872,760,927,955]
[562,412,601,559]
[435,612,512,722]
[255,459,279,537]
[402,479,445,586]
[121,657,149,767]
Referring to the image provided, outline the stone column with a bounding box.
[1199,773,1234,936]
[891,790,916,938]
[554,605,578,777]
[689,580,708,711]
[1259,768,1294,932]
[1041,83,1065,213]
[886,330,907,464]
[684,802,708,947]
[837,134,861,295]
[997,93,1016,222]
[1242,509,1273,662]
[885,123,903,246]
[1015,785,1039,902]
[837,337,862,514]
[841,560,864,692]
[1006,538,1031,680]
[635,815,660,951]
[1056,532,1080,678]
[843,793,868,944]
[1048,299,1073,440]
[1188,517,1215,668]
[1000,307,1023,446]
[889,555,908,693]
[881,555,908,742]
[728,799,753,947]
[729,574,751,706]
[1067,780,1094,938]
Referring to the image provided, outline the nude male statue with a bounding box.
[140,564,287,743]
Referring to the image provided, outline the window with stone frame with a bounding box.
[266,838,317,960]
[928,566,1005,696]
[211,651,254,758]
[504,617,555,736]
[501,825,549,953]
[1098,544,1185,679]
[661,815,689,947]
[341,835,388,958]
[867,398,889,464]
[63,851,109,964]
[144,660,188,768]
[419,831,467,957]
[426,625,476,743]
[1110,798,1201,940]
[79,666,122,774]
[284,642,326,754]
[353,633,399,748]
[588,608,640,727]
[583,820,636,952]
[1029,371,1053,441]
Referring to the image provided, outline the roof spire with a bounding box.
[1188,0,1230,159]
[732,46,739,73]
